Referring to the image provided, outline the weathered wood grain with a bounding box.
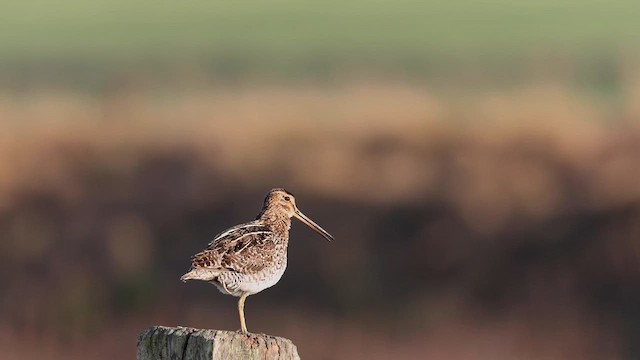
[137,326,301,360]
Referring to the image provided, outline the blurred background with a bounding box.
[1,1,640,359]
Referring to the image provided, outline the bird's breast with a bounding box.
[216,250,288,296]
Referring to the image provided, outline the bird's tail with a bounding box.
[180,272,192,282]
[180,268,219,282]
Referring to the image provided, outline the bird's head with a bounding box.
[261,188,334,242]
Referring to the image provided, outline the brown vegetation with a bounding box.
[1,82,640,359]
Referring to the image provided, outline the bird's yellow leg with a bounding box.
[238,293,249,334]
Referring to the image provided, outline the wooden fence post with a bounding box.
[137,326,301,360]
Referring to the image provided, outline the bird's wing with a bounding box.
[206,221,266,248]
[190,221,275,273]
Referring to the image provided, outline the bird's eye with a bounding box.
[284,196,290,201]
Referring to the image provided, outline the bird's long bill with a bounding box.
[294,210,334,242]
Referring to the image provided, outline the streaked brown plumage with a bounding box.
[181,188,333,333]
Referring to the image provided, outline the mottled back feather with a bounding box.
[190,221,277,274]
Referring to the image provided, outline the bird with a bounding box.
[181,188,334,334]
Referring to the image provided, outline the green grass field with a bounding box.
[1,0,639,79]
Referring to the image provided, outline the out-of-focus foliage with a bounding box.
[1,0,639,89]
[1,83,640,359]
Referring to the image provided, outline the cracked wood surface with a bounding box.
[137,326,301,360]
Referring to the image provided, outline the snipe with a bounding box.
[181,188,333,333]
